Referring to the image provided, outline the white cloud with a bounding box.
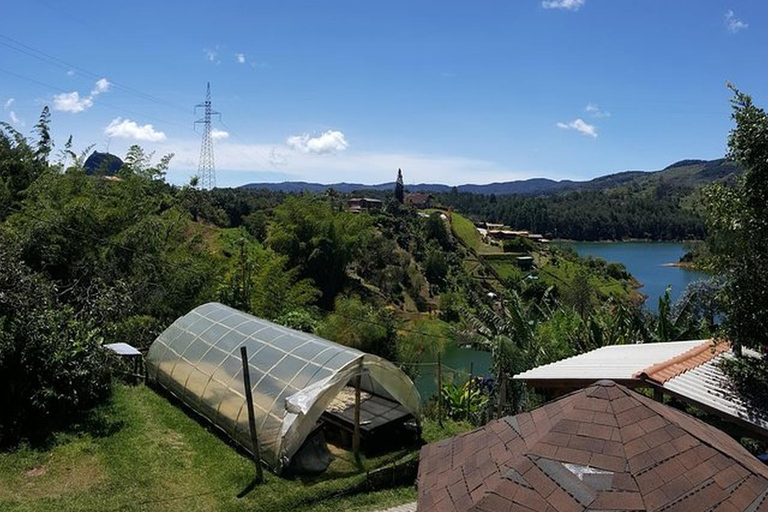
[725,10,748,33]
[542,0,585,11]
[269,147,288,166]
[286,130,349,154]
[53,91,94,113]
[211,129,229,140]
[67,70,75,77]
[4,98,14,109]
[105,118,166,142]
[52,78,110,113]
[235,53,246,64]
[92,78,110,95]
[585,103,611,118]
[204,47,220,64]
[557,118,597,138]
[9,111,20,125]
[162,137,528,186]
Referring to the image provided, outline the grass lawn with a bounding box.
[539,258,637,302]
[446,212,501,254]
[0,385,416,512]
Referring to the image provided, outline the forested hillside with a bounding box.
[0,110,721,454]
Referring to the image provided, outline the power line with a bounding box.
[0,33,191,114]
[0,66,195,133]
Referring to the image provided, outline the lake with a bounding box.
[413,241,708,400]
[414,341,491,402]
[567,241,708,311]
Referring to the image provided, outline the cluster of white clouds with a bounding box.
[286,130,349,155]
[540,0,750,35]
[53,78,110,113]
[585,103,610,118]
[725,10,748,33]
[105,118,166,142]
[235,53,246,64]
[204,47,220,64]
[211,129,230,140]
[541,0,584,11]
[557,103,609,138]
[4,97,21,126]
[557,118,597,138]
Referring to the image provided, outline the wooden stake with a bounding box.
[240,346,264,483]
[467,362,474,422]
[497,373,507,419]
[437,353,443,428]
[353,360,363,464]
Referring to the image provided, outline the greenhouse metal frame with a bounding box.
[146,303,421,473]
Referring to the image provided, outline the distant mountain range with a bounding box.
[240,158,739,196]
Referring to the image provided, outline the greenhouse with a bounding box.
[146,303,421,473]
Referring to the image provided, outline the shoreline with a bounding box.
[553,238,704,244]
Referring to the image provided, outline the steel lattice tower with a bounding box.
[195,82,220,189]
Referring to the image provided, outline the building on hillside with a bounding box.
[404,192,433,209]
[347,197,383,213]
[417,379,768,512]
[516,256,534,270]
[514,339,768,440]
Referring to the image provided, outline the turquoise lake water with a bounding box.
[413,242,709,399]
[567,242,708,312]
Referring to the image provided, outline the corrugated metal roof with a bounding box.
[513,340,707,382]
[661,349,768,437]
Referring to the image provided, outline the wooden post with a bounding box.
[353,359,363,463]
[466,362,474,422]
[240,346,264,483]
[437,353,443,427]
[497,373,507,419]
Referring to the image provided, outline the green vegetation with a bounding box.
[0,104,728,510]
[433,160,735,240]
[705,87,768,412]
[0,385,415,512]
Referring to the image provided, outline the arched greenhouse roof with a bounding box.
[146,303,421,473]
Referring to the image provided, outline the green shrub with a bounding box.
[0,240,112,446]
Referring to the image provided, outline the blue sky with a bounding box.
[1,0,765,187]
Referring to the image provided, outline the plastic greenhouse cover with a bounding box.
[146,303,421,473]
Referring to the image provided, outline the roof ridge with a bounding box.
[634,339,728,384]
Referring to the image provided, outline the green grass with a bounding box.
[539,258,637,302]
[448,211,501,254]
[485,260,525,282]
[0,385,416,512]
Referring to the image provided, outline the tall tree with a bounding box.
[705,85,768,352]
[395,168,404,204]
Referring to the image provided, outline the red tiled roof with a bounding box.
[417,380,768,512]
[635,340,731,384]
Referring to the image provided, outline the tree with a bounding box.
[316,297,398,360]
[0,237,111,446]
[395,168,404,204]
[267,196,371,306]
[705,85,768,352]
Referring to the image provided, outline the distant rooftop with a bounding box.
[514,340,768,439]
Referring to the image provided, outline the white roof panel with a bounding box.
[104,342,142,356]
[513,340,707,382]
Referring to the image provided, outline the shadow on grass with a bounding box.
[0,397,126,454]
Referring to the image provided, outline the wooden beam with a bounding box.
[437,353,443,427]
[353,359,363,464]
[240,346,264,483]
